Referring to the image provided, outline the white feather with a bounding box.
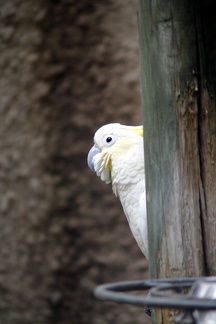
[90,123,148,259]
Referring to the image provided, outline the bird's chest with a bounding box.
[115,182,143,223]
[110,151,145,222]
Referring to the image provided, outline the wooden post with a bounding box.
[138,0,216,322]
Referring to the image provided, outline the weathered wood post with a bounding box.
[138,0,216,322]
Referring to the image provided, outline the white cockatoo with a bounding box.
[87,123,148,259]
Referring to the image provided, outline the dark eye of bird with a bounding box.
[106,137,112,143]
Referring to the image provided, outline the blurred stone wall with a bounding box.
[0,0,150,323]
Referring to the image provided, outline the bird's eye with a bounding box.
[103,135,116,147]
[106,137,112,143]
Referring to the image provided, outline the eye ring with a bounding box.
[103,134,116,147]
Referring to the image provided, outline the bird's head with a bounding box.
[87,123,143,184]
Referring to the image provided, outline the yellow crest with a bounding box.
[127,125,143,137]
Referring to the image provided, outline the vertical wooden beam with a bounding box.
[138,0,216,322]
[196,0,216,276]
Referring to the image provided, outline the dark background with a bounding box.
[0,0,150,323]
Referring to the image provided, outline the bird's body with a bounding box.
[87,123,148,259]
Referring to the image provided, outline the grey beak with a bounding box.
[87,145,101,172]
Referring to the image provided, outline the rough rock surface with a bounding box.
[0,0,150,323]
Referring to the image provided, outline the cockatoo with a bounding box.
[87,123,148,259]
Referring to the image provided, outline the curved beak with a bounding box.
[87,145,101,172]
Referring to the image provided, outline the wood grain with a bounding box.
[138,0,216,322]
